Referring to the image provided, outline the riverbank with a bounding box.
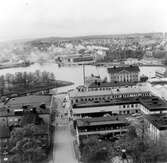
[0,62,33,69]
[1,80,74,98]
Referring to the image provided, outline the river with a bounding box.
[0,63,165,93]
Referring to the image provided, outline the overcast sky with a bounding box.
[0,0,167,41]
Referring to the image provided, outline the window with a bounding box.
[131,104,134,107]
[123,105,125,108]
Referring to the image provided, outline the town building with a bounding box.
[68,86,151,119]
[86,81,137,91]
[107,65,140,83]
[0,95,51,127]
[155,68,167,78]
[140,96,167,114]
[0,95,52,146]
[75,116,129,144]
[55,54,95,66]
[124,58,139,65]
[68,85,150,106]
[144,114,167,144]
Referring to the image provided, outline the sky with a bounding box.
[0,0,167,41]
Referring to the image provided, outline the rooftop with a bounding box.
[7,95,51,108]
[73,96,141,108]
[76,116,128,127]
[69,85,150,98]
[0,95,51,117]
[144,114,167,130]
[139,96,167,111]
[88,81,137,88]
[107,65,140,74]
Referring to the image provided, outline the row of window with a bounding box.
[73,109,139,118]
[72,92,150,104]
[123,104,138,108]
[119,109,139,115]
[78,126,127,133]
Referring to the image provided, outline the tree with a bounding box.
[10,137,46,163]
[127,125,137,140]
[21,109,44,126]
[80,136,115,163]
[9,124,48,163]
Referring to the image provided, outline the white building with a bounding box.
[144,114,167,144]
[107,65,140,83]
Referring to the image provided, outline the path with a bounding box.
[50,93,78,163]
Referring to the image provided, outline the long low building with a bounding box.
[68,85,151,106]
[69,94,167,120]
[68,84,151,119]
[75,116,129,144]
[71,97,140,119]
[140,96,167,114]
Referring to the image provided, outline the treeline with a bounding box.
[0,70,55,95]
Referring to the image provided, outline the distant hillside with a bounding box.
[26,32,163,43]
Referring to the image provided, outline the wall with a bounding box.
[72,103,141,118]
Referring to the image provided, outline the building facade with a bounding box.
[107,65,140,83]
[144,114,167,144]
[75,116,129,144]
[68,85,151,120]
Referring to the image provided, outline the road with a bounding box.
[50,94,78,163]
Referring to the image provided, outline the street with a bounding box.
[50,94,78,163]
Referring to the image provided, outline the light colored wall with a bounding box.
[109,71,139,82]
[140,105,167,114]
[72,103,140,117]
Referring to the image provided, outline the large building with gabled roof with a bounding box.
[107,65,140,83]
